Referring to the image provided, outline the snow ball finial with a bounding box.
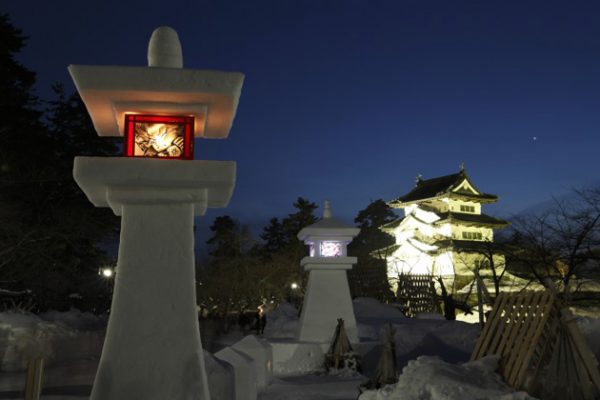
[323,200,332,219]
[148,26,183,68]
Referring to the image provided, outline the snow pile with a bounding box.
[264,298,477,367]
[575,316,600,361]
[392,318,478,363]
[414,312,445,320]
[353,298,405,341]
[0,310,105,372]
[40,309,106,330]
[264,302,299,339]
[353,298,405,320]
[359,355,534,400]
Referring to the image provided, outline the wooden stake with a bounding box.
[24,358,44,400]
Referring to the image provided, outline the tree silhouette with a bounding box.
[0,15,119,312]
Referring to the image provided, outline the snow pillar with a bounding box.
[73,157,236,400]
[297,261,359,343]
[295,201,360,343]
[92,204,207,399]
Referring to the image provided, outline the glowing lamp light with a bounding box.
[290,282,299,290]
[100,267,114,278]
[124,114,194,160]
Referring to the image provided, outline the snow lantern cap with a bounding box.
[297,200,360,241]
[148,26,183,68]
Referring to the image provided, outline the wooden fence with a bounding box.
[347,264,391,302]
[396,274,439,317]
[471,290,600,399]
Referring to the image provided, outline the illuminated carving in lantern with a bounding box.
[319,241,343,257]
[123,114,194,159]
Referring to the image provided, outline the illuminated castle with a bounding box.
[380,167,508,291]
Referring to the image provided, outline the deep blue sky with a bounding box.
[5,1,600,248]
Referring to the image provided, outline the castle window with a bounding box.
[460,205,475,213]
[462,231,482,240]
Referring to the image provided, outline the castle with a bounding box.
[380,168,508,291]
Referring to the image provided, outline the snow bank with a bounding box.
[414,312,445,320]
[575,316,600,361]
[353,298,405,320]
[264,298,478,375]
[354,299,404,342]
[264,303,299,339]
[392,318,478,365]
[0,310,105,372]
[39,309,107,330]
[266,299,406,341]
[359,355,534,400]
[269,340,329,376]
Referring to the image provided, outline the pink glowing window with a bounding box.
[124,114,194,160]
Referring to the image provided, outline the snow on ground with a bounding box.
[0,310,105,373]
[0,299,600,399]
[263,302,299,339]
[266,299,479,370]
[358,355,534,400]
[259,373,365,400]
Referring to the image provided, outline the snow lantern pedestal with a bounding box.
[70,27,244,400]
[296,201,360,343]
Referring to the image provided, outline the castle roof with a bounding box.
[389,169,497,207]
[433,212,508,228]
[379,217,403,233]
[433,239,497,253]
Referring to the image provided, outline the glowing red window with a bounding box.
[123,114,194,160]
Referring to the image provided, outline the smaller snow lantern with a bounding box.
[296,200,361,343]
[123,114,194,159]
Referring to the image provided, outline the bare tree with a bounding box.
[508,187,600,300]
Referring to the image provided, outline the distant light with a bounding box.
[100,267,114,278]
[291,282,299,290]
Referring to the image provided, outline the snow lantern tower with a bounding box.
[69,27,244,400]
[296,201,360,343]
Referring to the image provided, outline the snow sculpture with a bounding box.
[214,347,258,400]
[231,335,273,389]
[296,201,360,343]
[203,350,235,400]
[70,26,244,400]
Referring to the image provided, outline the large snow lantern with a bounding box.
[69,25,244,400]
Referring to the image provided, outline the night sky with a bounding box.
[5,1,600,248]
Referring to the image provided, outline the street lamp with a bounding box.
[99,267,114,278]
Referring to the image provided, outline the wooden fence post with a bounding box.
[24,358,44,400]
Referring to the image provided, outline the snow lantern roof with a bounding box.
[69,26,244,139]
[297,200,360,241]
